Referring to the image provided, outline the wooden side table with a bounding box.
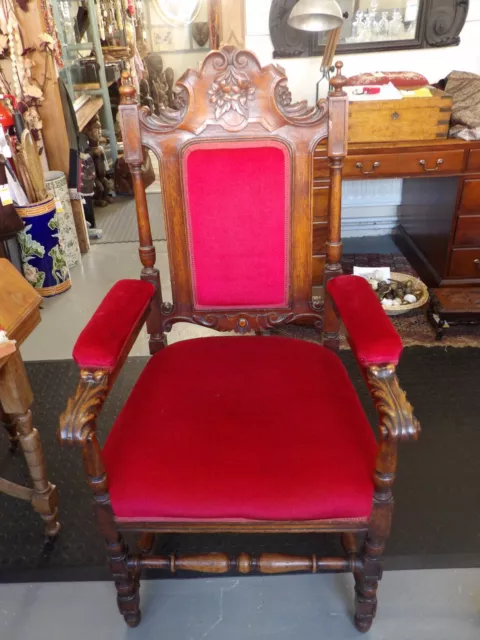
[0,259,60,537]
[428,287,480,340]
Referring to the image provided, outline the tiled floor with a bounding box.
[1,570,480,639]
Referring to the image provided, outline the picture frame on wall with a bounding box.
[269,0,470,58]
[151,25,176,52]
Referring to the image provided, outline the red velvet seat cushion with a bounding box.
[102,336,378,522]
[327,275,403,366]
[73,279,155,370]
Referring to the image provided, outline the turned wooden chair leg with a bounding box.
[15,410,60,537]
[354,516,388,632]
[95,503,141,627]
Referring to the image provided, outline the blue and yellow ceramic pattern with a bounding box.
[16,197,71,297]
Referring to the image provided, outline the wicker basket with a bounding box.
[381,272,429,316]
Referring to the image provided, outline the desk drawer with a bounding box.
[449,248,480,278]
[459,180,480,214]
[343,149,464,178]
[455,216,480,246]
[467,149,480,172]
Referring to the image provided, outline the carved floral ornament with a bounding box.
[207,65,255,121]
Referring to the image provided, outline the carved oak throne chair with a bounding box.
[59,47,420,632]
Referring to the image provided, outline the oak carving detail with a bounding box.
[207,52,256,120]
[274,78,328,125]
[59,369,109,447]
[366,364,421,443]
[160,301,324,334]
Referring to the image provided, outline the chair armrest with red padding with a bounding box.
[72,279,155,371]
[326,275,403,366]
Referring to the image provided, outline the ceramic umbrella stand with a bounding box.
[16,197,71,297]
[45,171,81,269]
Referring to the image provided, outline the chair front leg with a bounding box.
[354,501,392,632]
[354,364,420,632]
[59,369,141,627]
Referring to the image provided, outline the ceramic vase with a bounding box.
[16,197,71,297]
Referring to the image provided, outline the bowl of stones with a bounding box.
[364,271,429,316]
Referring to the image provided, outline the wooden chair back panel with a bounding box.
[119,47,348,335]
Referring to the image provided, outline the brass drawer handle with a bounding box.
[419,159,444,172]
[474,258,480,270]
[391,112,400,120]
[355,161,380,175]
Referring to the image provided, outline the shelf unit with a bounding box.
[75,96,104,131]
[51,0,118,161]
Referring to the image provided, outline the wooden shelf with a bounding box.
[76,96,104,131]
[73,80,115,91]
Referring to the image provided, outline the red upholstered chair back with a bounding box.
[119,47,348,336]
[183,140,290,310]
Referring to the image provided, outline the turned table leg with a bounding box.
[0,351,60,537]
[0,404,19,452]
[16,409,60,537]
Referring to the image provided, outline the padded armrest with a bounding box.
[326,275,403,366]
[72,279,155,370]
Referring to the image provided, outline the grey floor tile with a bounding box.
[0,570,479,640]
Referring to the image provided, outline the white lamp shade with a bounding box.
[288,0,344,32]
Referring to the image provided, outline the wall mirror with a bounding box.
[270,0,469,57]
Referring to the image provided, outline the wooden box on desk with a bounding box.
[348,89,452,143]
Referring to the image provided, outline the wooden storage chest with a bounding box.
[348,89,452,144]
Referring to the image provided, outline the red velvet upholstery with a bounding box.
[102,336,378,521]
[183,141,290,309]
[73,279,155,370]
[327,275,403,366]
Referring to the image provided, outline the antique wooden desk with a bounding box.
[0,259,60,538]
[313,138,480,289]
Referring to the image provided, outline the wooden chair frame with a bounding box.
[59,47,420,632]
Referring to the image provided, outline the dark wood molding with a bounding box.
[424,0,469,48]
[269,0,469,58]
[159,300,324,334]
[127,552,363,574]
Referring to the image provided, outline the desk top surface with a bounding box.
[316,137,480,154]
[0,259,42,342]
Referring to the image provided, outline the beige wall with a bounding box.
[358,0,411,9]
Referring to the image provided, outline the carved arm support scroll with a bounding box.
[59,369,110,448]
[365,363,420,503]
[59,369,111,505]
[59,279,155,449]
[366,364,420,445]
